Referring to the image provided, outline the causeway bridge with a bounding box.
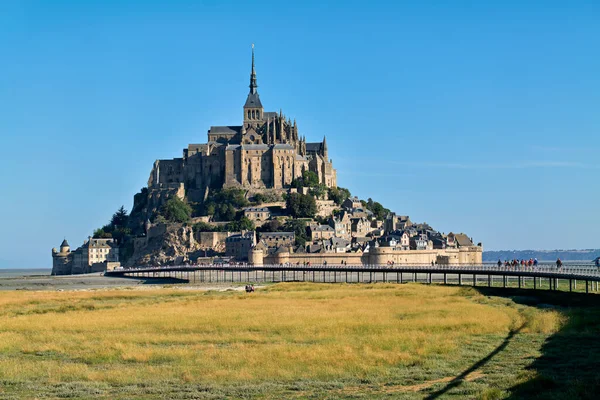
[105,264,600,293]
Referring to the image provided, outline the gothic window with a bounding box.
[252,110,255,119]
[257,111,261,119]
[247,110,251,119]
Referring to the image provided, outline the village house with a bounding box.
[243,207,271,223]
[259,232,295,248]
[225,231,256,260]
[342,196,362,210]
[309,224,335,240]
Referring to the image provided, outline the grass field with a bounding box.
[0,283,599,399]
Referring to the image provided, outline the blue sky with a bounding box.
[1,1,599,268]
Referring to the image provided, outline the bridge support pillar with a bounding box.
[586,280,589,293]
[428,273,432,284]
[569,279,572,292]
[459,274,462,285]
[444,273,447,285]
[488,275,491,287]
[503,275,506,288]
[473,274,476,287]
[518,276,521,289]
[400,272,404,284]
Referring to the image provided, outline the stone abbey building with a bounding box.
[148,47,337,204]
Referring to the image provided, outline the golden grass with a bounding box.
[0,283,563,387]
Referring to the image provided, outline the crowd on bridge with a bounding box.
[498,258,600,270]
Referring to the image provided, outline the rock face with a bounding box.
[126,224,201,267]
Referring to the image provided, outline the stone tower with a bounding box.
[52,239,73,275]
[243,44,263,128]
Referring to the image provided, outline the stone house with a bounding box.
[384,213,412,233]
[259,232,295,248]
[225,231,256,260]
[309,224,335,240]
[52,237,120,275]
[329,212,351,239]
[350,217,370,237]
[410,234,430,251]
[342,196,362,210]
[243,207,270,223]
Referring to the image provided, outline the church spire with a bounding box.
[249,44,258,95]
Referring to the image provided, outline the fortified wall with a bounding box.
[249,246,483,266]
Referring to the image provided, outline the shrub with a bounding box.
[160,197,192,223]
[286,193,317,218]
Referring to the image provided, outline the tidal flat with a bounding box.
[0,282,599,399]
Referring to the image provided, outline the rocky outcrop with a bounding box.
[125,224,201,267]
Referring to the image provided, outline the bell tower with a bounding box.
[243,44,264,128]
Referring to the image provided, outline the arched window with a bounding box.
[252,110,255,119]
[257,111,260,119]
[247,110,251,119]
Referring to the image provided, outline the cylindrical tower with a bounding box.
[248,248,264,266]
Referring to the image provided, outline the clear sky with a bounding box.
[1,1,599,268]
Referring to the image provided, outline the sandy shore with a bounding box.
[0,272,255,292]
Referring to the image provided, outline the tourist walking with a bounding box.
[556,258,563,270]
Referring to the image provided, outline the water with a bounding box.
[0,269,52,279]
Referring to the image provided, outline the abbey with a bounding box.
[148,47,336,203]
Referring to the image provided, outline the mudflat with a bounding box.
[0,272,249,291]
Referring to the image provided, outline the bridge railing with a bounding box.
[109,263,600,278]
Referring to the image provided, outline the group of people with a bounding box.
[244,284,255,293]
[497,258,539,268]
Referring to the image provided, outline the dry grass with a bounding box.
[0,283,567,399]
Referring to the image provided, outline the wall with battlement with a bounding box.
[254,246,482,266]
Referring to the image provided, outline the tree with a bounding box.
[328,187,351,205]
[202,188,249,221]
[309,184,328,199]
[284,219,309,247]
[364,197,390,220]
[256,219,282,233]
[111,206,129,228]
[302,170,319,187]
[253,193,266,204]
[225,217,255,232]
[286,193,317,218]
[193,222,222,232]
[93,228,112,239]
[161,196,192,223]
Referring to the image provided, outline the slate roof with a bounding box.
[244,93,263,108]
[241,144,269,150]
[260,232,295,238]
[454,233,474,247]
[306,142,323,153]
[311,225,334,232]
[273,144,295,150]
[209,126,241,135]
[263,111,277,120]
[60,239,69,247]
[83,238,117,248]
[308,244,323,253]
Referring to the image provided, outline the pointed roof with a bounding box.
[249,44,257,95]
[244,44,263,108]
[60,239,69,248]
